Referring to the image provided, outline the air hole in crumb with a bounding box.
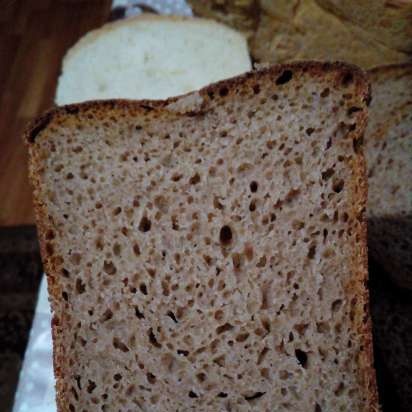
[219,226,233,246]
[253,84,260,94]
[276,70,293,85]
[347,106,361,116]
[235,333,249,342]
[133,243,140,256]
[148,328,161,348]
[139,216,151,232]
[315,403,322,412]
[147,373,156,384]
[172,216,179,230]
[321,168,335,180]
[103,260,117,275]
[87,380,96,393]
[62,291,68,301]
[214,310,224,321]
[113,337,129,352]
[189,173,200,185]
[75,278,86,294]
[257,347,269,365]
[320,88,330,98]
[102,308,113,322]
[140,283,148,295]
[213,196,224,210]
[334,382,345,396]
[250,181,258,192]
[113,207,121,216]
[249,200,256,212]
[256,255,267,268]
[167,311,178,323]
[306,128,315,136]
[332,299,343,313]
[177,349,189,356]
[197,372,207,382]
[295,349,308,368]
[332,179,344,193]
[307,244,316,259]
[135,306,144,319]
[218,392,228,398]
[244,392,265,401]
[113,373,122,381]
[189,391,198,398]
[216,323,234,334]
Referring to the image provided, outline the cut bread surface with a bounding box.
[366,64,412,289]
[55,14,251,105]
[27,62,377,411]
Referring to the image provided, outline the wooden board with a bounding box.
[0,0,111,226]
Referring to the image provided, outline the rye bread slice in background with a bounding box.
[366,64,412,289]
[26,62,377,411]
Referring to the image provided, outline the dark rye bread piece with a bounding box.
[26,62,378,412]
[366,64,412,289]
[369,262,412,412]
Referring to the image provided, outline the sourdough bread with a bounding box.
[27,62,377,411]
[55,14,251,105]
[366,64,412,289]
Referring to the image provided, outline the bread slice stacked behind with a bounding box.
[55,14,251,105]
[27,62,377,411]
[366,64,412,289]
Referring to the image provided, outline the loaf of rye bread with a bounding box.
[26,62,377,411]
[366,63,412,289]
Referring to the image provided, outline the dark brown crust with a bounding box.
[24,61,378,411]
[25,60,371,144]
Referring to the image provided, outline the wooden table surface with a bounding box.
[0,0,111,226]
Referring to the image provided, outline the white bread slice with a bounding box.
[366,64,412,289]
[55,14,251,105]
[27,62,377,411]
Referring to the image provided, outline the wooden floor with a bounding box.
[0,0,111,226]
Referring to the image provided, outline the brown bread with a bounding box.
[26,62,377,411]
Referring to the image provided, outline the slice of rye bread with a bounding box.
[366,64,412,289]
[26,62,378,412]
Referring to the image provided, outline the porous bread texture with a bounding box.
[366,64,412,289]
[55,14,251,105]
[27,62,377,412]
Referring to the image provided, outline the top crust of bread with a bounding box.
[26,62,378,412]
